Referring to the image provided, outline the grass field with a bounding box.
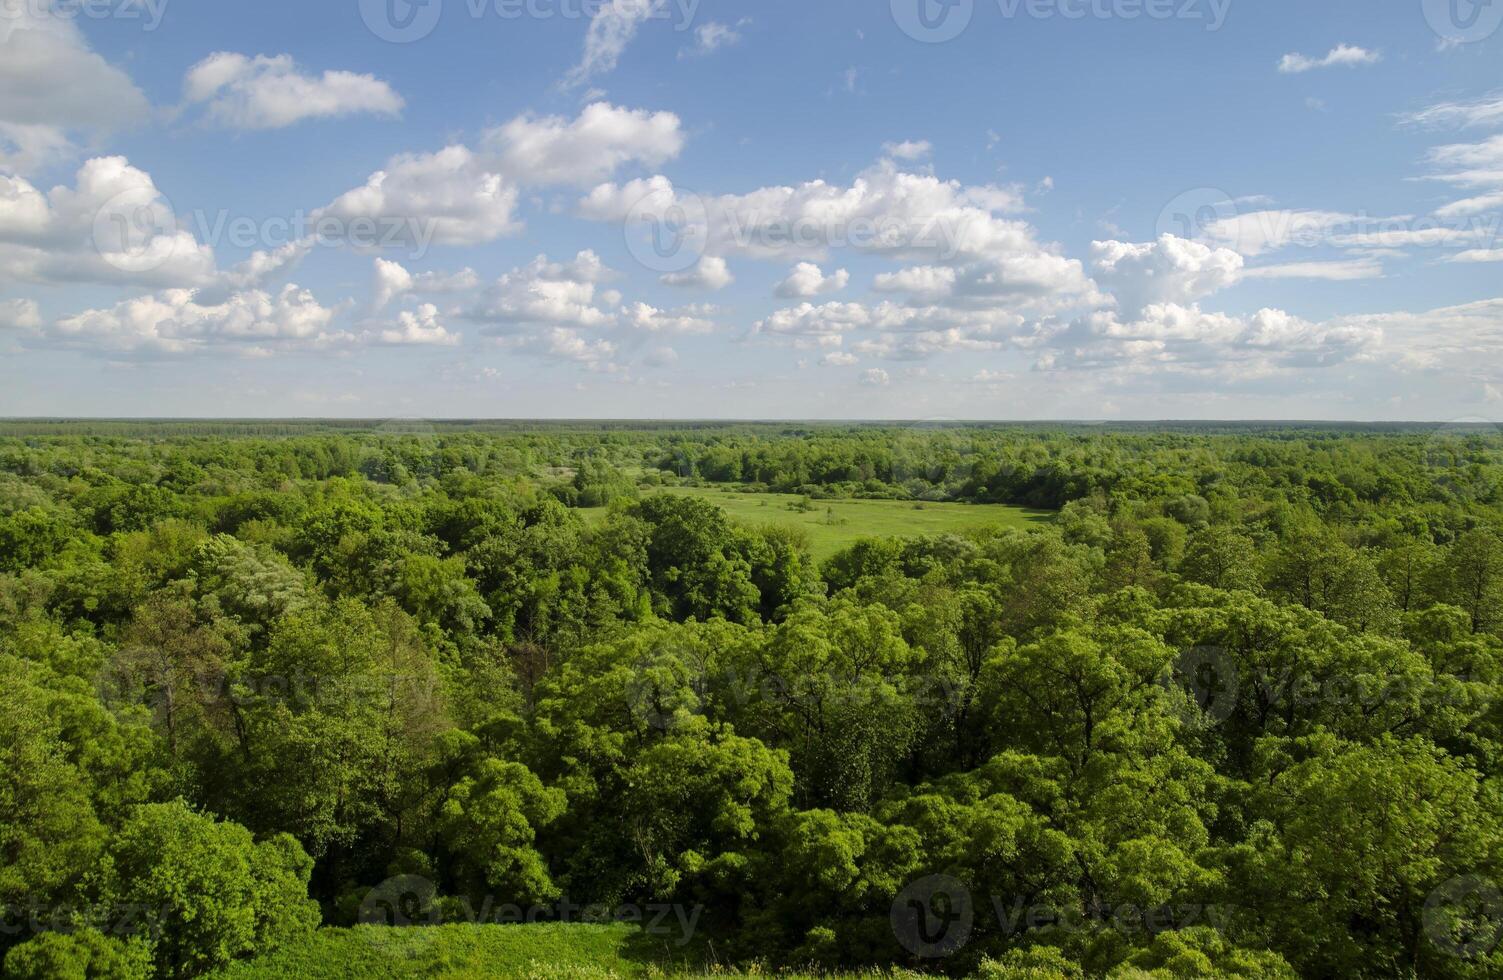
[213,923,925,979]
[583,486,1053,562]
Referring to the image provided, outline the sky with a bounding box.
[2,0,1503,420]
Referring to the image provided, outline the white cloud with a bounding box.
[883,140,932,161]
[484,102,683,186]
[318,145,519,247]
[1241,258,1385,280]
[0,4,150,173]
[661,255,733,289]
[466,251,617,330]
[1278,44,1381,74]
[1427,133,1503,171]
[820,351,858,366]
[850,329,1002,361]
[319,103,681,249]
[583,162,1091,313]
[1201,209,1363,256]
[182,53,403,129]
[1032,302,1382,377]
[1406,103,1503,231]
[510,326,618,370]
[0,297,41,331]
[1090,235,1244,317]
[0,157,218,288]
[1449,249,1503,263]
[681,20,746,58]
[754,301,874,342]
[564,0,665,87]
[49,285,342,355]
[775,262,850,298]
[872,265,957,300]
[623,301,715,333]
[366,303,459,346]
[372,258,414,311]
[859,368,890,386]
[412,267,481,292]
[1399,95,1503,130]
[1433,189,1503,220]
[370,258,480,312]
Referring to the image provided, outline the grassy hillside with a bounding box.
[584,486,1053,560]
[213,923,924,979]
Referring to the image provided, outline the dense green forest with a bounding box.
[2,421,1502,978]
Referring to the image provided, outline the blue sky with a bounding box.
[2,0,1503,418]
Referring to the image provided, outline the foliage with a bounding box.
[1,421,1502,978]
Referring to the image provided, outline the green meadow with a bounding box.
[213,923,923,979]
[583,485,1053,561]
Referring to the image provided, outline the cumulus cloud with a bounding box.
[0,297,41,331]
[583,159,1098,365]
[319,103,681,249]
[485,103,683,186]
[0,4,150,173]
[775,262,850,298]
[371,258,480,310]
[465,251,617,331]
[584,161,1094,325]
[0,155,314,300]
[1090,235,1244,318]
[182,53,403,129]
[318,145,518,248]
[509,326,619,370]
[1030,302,1382,377]
[754,301,875,342]
[1278,44,1381,74]
[623,301,716,333]
[365,303,459,346]
[0,157,217,288]
[49,284,342,355]
[372,258,414,311]
[859,368,890,386]
[882,140,932,161]
[661,256,733,289]
[872,265,957,300]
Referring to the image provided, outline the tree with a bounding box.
[100,801,318,978]
[2,929,151,980]
[1441,529,1503,635]
[1180,527,1258,592]
[438,758,566,906]
[1234,736,1501,978]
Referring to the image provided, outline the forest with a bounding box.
[2,420,1502,979]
